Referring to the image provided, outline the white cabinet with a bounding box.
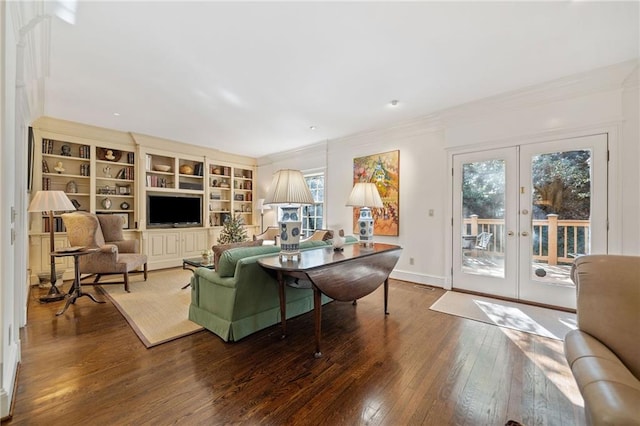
[143,228,208,269]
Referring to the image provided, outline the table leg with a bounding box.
[57,254,105,316]
[384,278,389,315]
[313,286,323,358]
[277,271,287,339]
[182,261,193,289]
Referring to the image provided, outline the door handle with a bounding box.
[521,231,530,237]
[507,231,514,236]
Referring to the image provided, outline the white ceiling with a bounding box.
[44,1,639,158]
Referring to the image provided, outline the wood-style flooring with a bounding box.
[4,276,584,425]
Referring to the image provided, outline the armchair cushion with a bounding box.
[97,214,125,242]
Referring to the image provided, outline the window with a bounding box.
[302,173,324,237]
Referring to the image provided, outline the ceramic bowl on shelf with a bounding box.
[154,165,171,172]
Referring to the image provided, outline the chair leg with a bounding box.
[143,263,148,281]
[124,272,130,293]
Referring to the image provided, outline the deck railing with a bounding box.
[463,214,590,265]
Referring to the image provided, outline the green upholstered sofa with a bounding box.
[189,237,357,342]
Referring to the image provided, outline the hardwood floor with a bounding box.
[5,275,584,425]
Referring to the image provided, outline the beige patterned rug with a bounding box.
[97,268,204,348]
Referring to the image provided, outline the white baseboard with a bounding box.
[390,269,445,288]
[1,341,20,419]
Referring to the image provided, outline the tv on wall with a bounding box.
[147,194,202,228]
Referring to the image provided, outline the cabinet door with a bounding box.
[182,230,207,257]
[148,232,180,259]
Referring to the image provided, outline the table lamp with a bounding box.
[256,198,271,233]
[28,190,76,302]
[264,169,314,261]
[346,182,383,246]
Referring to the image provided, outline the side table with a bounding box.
[182,257,215,289]
[52,248,105,316]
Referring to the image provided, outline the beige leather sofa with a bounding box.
[564,255,640,425]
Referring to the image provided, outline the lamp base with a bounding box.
[279,250,301,262]
[357,207,375,246]
[39,285,66,303]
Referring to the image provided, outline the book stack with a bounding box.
[115,167,134,180]
[79,145,91,158]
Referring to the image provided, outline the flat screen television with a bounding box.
[147,194,202,228]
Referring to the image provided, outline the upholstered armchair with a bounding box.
[301,229,333,243]
[253,226,280,245]
[61,212,147,292]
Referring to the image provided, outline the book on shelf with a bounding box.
[116,166,134,180]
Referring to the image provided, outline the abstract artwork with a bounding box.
[353,150,399,236]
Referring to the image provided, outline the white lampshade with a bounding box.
[346,182,383,208]
[264,169,314,205]
[28,190,77,213]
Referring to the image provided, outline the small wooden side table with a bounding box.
[51,248,105,316]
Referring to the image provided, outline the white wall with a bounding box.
[1,1,51,417]
[257,60,640,289]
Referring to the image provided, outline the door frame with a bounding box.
[445,126,621,296]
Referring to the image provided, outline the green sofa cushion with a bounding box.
[218,245,281,277]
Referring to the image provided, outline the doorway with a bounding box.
[452,134,608,309]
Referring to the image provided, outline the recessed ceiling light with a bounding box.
[389,100,399,107]
[309,126,316,130]
[113,112,120,116]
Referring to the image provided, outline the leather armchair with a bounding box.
[61,212,147,292]
[564,255,640,425]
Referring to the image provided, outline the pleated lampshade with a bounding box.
[28,190,77,213]
[264,169,314,205]
[346,182,383,208]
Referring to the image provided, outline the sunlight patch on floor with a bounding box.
[501,327,584,407]
[474,299,559,339]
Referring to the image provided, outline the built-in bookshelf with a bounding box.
[94,146,136,229]
[207,163,254,227]
[40,138,92,231]
[37,139,138,232]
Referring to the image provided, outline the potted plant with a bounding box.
[217,214,248,244]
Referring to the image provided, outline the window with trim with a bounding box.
[302,173,324,237]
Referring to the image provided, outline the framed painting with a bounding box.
[352,150,399,236]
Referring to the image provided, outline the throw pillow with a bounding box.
[213,239,264,269]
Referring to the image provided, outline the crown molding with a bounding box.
[438,59,639,124]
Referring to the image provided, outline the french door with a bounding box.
[452,134,608,309]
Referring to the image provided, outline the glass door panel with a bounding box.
[461,159,506,278]
[452,148,518,299]
[519,135,608,308]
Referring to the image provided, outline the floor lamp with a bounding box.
[28,190,77,303]
[257,198,271,233]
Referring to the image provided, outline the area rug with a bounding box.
[97,268,203,348]
[429,291,576,340]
